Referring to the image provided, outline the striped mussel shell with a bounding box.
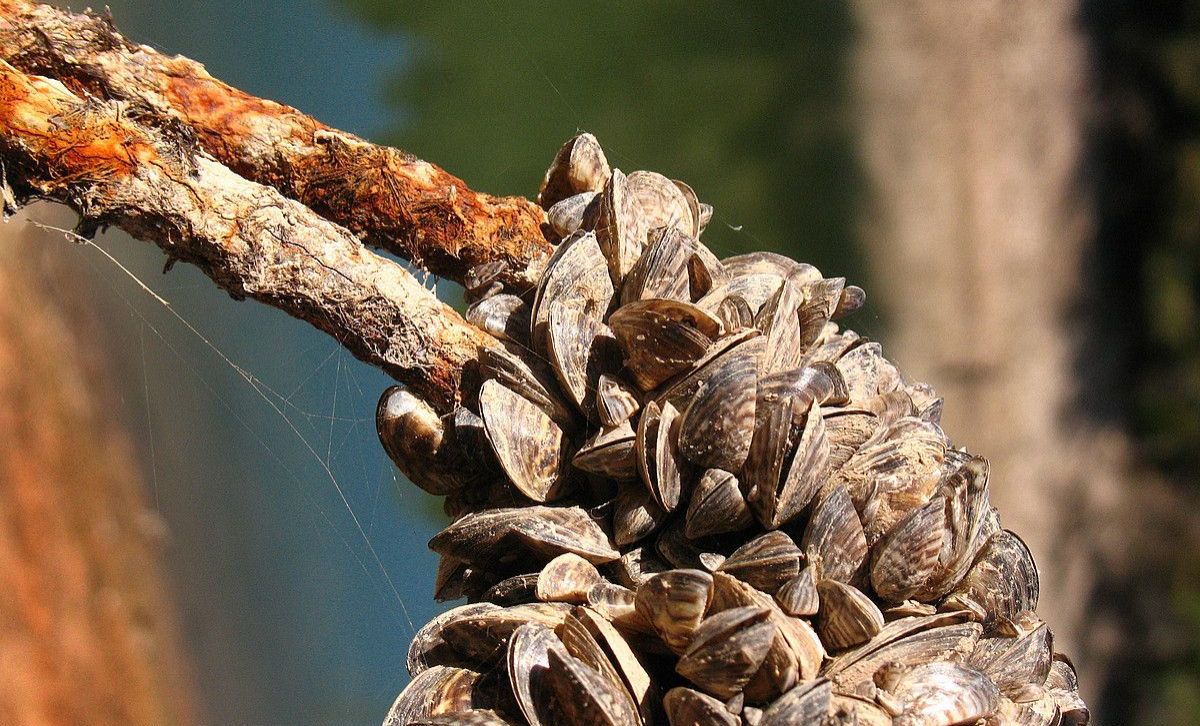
[377,134,1085,725]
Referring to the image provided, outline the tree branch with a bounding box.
[0,0,553,290]
[0,58,495,411]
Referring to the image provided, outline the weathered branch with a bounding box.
[0,58,495,411]
[0,0,553,290]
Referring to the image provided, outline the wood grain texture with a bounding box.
[0,0,553,290]
[0,58,497,411]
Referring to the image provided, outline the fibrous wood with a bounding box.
[0,0,553,290]
[0,58,495,411]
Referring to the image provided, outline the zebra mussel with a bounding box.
[379,133,1088,726]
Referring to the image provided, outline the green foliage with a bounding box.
[338,1,864,280]
[1085,0,1200,478]
[1084,0,1200,721]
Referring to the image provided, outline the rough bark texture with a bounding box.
[0,209,200,726]
[0,0,553,291]
[0,58,496,412]
[853,0,1148,708]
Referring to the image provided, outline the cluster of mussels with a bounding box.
[376,134,1089,726]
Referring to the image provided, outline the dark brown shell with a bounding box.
[536,553,603,604]
[947,529,1040,623]
[716,294,755,332]
[775,565,819,618]
[545,647,641,726]
[531,231,615,356]
[559,612,641,722]
[635,399,684,512]
[663,687,739,726]
[596,373,641,427]
[968,615,1053,698]
[823,613,982,694]
[547,191,598,238]
[429,506,619,566]
[573,420,638,480]
[835,341,902,404]
[709,573,825,681]
[874,661,1000,725]
[717,531,802,594]
[760,679,832,726]
[723,252,819,281]
[755,279,806,376]
[685,468,753,539]
[816,579,884,650]
[613,481,667,546]
[612,546,671,589]
[675,606,775,699]
[547,302,620,417]
[656,519,725,571]
[687,248,727,301]
[795,277,845,349]
[539,133,610,208]
[748,398,830,530]
[627,170,694,233]
[801,485,868,584]
[634,569,714,652]
[570,607,660,724]
[871,457,992,602]
[406,709,515,726]
[467,293,532,346]
[833,417,947,544]
[595,169,648,284]
[833,284,866,319]
[507,621,570,726]
[383,666,482,726]
[671,179,704,239]
[377,386,465,496]
[442,603,571,667]
[484,573,540,606]
[408,603,499,676]
[610,298,722,391]
[478,346,576,432]
[622,226,723,305]
[621,226,694,304]
[479,379,570,503]
[676,340,758,471]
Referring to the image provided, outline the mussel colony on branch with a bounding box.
[375,134,1089,726]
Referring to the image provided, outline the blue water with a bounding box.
[73,1,437,723]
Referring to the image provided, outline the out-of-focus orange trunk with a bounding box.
[0,209,198,725]
[852,0,1159,710]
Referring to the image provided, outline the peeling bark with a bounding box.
[0,0,553,290]
[0,58,496,412]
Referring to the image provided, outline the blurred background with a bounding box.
[1,0,1196,724]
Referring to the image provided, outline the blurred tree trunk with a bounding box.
[853,0,1137,708]
[0,208,199,726]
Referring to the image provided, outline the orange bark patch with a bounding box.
[0,62,156,186]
